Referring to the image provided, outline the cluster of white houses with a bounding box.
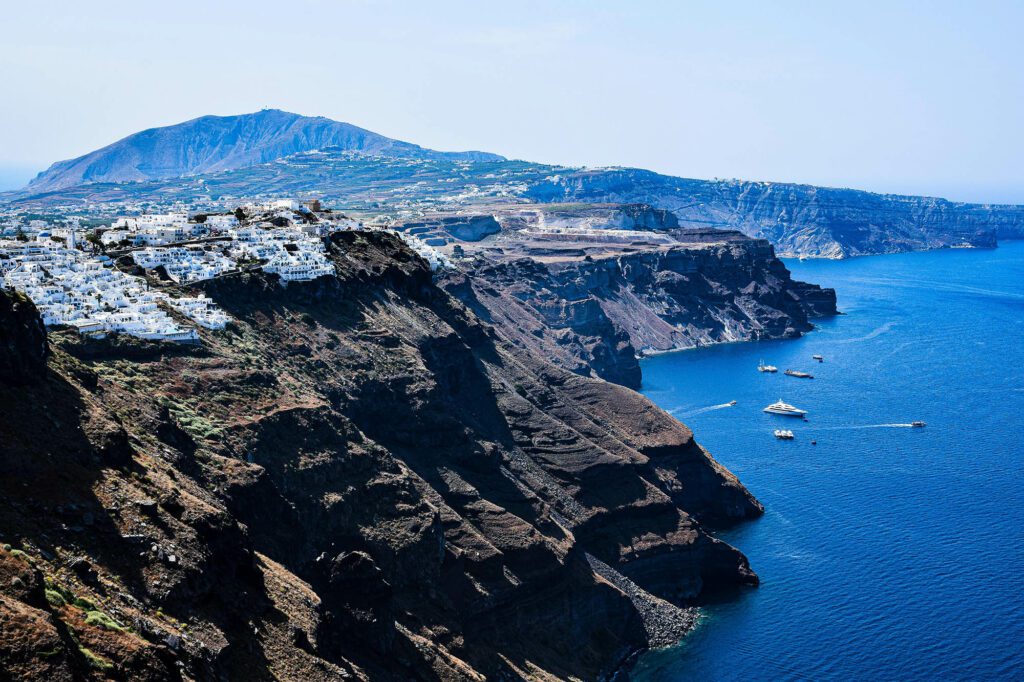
[0,240,228,342]
[225,227,335,281]
[101,212,219,247]
[132,246,236,283]
[0,198,460,342]
[394,230,452,271]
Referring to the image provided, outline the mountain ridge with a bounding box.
[26,109,504,192]
[13,111,1024,258]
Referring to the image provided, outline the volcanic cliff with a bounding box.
[0,231,763,681]
[442,228,837,389]
[525,168,1024,257]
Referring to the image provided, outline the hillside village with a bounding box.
[0,198,451,343]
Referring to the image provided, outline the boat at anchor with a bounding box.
[763,400,808,416]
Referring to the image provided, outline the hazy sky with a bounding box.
[3,0,1023,202]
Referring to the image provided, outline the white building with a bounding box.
[203,214,239,231]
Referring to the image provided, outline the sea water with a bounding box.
[632,242,1024,680]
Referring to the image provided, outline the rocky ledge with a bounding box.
[0,232,762,681]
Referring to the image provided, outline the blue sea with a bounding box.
[632,242,1024,681]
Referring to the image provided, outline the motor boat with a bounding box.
[911,421,926,428]
[763,399,808,416]
[758,360,778,373]
[785,369,814,378]
[774,429,795,439]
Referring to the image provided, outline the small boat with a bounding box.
[758,360,778,373]
[784,369,814,379]
[727,400,738,406]
[763,400,808,416]
[911,421,926,428]
[812,354,824,362]
[774,429,795,439]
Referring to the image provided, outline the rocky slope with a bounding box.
[0,232,763,681]
[526,169,1024,258]
[26,110,503,192]
[442,228,837,389]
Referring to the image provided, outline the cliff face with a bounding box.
[535,203,680,232]
[526,169,1024,258]
[0,289,48,384]
[0,232,762,681]
[443,230,836,389]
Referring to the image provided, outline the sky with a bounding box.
[2,0,1023,203]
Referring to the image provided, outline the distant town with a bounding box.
[0,198,450,343]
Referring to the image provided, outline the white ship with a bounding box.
[763,399,808,416]
[758,360,778,373]
[774,429,795,439]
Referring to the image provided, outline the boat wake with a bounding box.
[838,321,895,344]
[672,402,737,418]
[816,423,918,430]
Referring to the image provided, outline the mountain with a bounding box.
[25,109,504,192]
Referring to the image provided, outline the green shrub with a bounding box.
[80,646,113,671]
[44,588,66,607]
[44,577,75,604]
[84,610,126,632]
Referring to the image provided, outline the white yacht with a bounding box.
[763,399,808,416]
[774,429,795,439]
[758,360,778,373]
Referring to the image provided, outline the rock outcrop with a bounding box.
[0,231,762,681]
